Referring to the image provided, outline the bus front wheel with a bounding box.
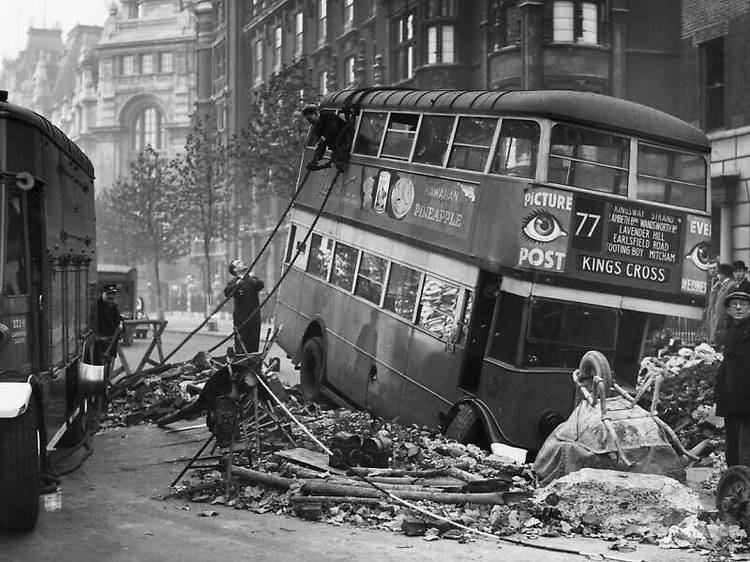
[0,398,40,532]
[445,403,483,444]
[300,336,324,402]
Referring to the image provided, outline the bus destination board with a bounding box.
[518,187,710,295]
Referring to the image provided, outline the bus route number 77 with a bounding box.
[575,212,601,238]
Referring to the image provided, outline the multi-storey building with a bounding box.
[195,0,684,294]
[680,0,750,266]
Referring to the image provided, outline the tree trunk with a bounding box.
[153,257,163,319]
[203,237,212,317]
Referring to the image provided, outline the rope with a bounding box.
[162,167,315,363]
[206,168,342,354]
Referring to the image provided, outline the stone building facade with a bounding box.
[680,0,750,266]
[193,0,685,293]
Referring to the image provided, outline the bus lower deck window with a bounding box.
[418,276,459,339]
[354,252,388,305]
[384,263,421,320]
[306,233,333,279]
[330,242,359,291]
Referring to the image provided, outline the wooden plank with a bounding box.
[275,447,347,475]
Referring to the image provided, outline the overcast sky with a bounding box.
[1,0,111,61]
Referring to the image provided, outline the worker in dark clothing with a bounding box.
[156,358,259,431]
[715,280,750,468]
[224,258,265,354]
[95,283,123,364]
[302,103,350,171]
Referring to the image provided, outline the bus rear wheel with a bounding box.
[445,403,483,444]
[0,398,40,532]
[300,336,324,402]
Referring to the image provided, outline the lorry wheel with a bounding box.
[445,403,482,444]
[300,337,324,402]
[575,350,613,406]
[717,466,750,531]
[0,398,40,532]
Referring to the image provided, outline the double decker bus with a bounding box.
[277,88,711,456]
[0,91,99,531]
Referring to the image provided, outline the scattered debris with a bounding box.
[104,343,750,558]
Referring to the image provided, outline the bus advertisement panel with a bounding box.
[279,88,711,457]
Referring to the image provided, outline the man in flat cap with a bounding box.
[714,280,750,468]
[707,263,735,347]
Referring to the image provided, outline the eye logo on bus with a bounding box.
[522,210,568,243]
[684,241,711,271]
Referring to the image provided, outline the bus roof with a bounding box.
[322,89,710,153]
[0,97,95,178]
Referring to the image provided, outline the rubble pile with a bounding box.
[637,344,725,453]
[105,351,748,557]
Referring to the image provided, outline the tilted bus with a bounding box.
[276,89,711,457]
[0,91,100,531]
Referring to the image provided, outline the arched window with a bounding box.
[133,107,164,150]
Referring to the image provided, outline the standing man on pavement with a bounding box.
[95,283,124,364]
[714,280,750,468]
[709,263,737,347]
[732,260,748,289]
[224,258,264,354]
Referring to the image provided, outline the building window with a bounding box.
[344,0,354,28]
[140,53,154,74]
[701,38,724,131]
[273,26,283,71]
[215,40,227,79]
[159,52,173,73]
[551,1,599,44]
[494,1,520,48]
[427,25,455,64]
[318,0,327,45]
[133,107,164,151]
[254,39,263,83]
[345,56,355,87]
[216,102,225,132]
[318,70,328,95]
[393,12,415,81]
[426,0,456,18]
[122,55,136,75]
[294,11,304,58]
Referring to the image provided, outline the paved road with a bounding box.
[0,424,704,562]
[0,323,705,561]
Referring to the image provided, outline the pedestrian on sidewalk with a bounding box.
[714,280,750,468]
[224,258,264,354]
[94,283,124,364]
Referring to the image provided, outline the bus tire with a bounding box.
[575,350,613,406]
[445,403,482,444]
[0,398,40,532]
[300,336,324,402]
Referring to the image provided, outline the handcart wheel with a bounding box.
[717,465,750,531]
[575,351,613,407]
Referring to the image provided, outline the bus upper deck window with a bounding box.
[381,113,419,160]
[413,115,454,166]
[548,124,629,196]
[448,117,497,172]
[353,111,387,156]
[636,143,707,211]
[490,119,540,178]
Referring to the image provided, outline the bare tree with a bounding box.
[169,114,231,316]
